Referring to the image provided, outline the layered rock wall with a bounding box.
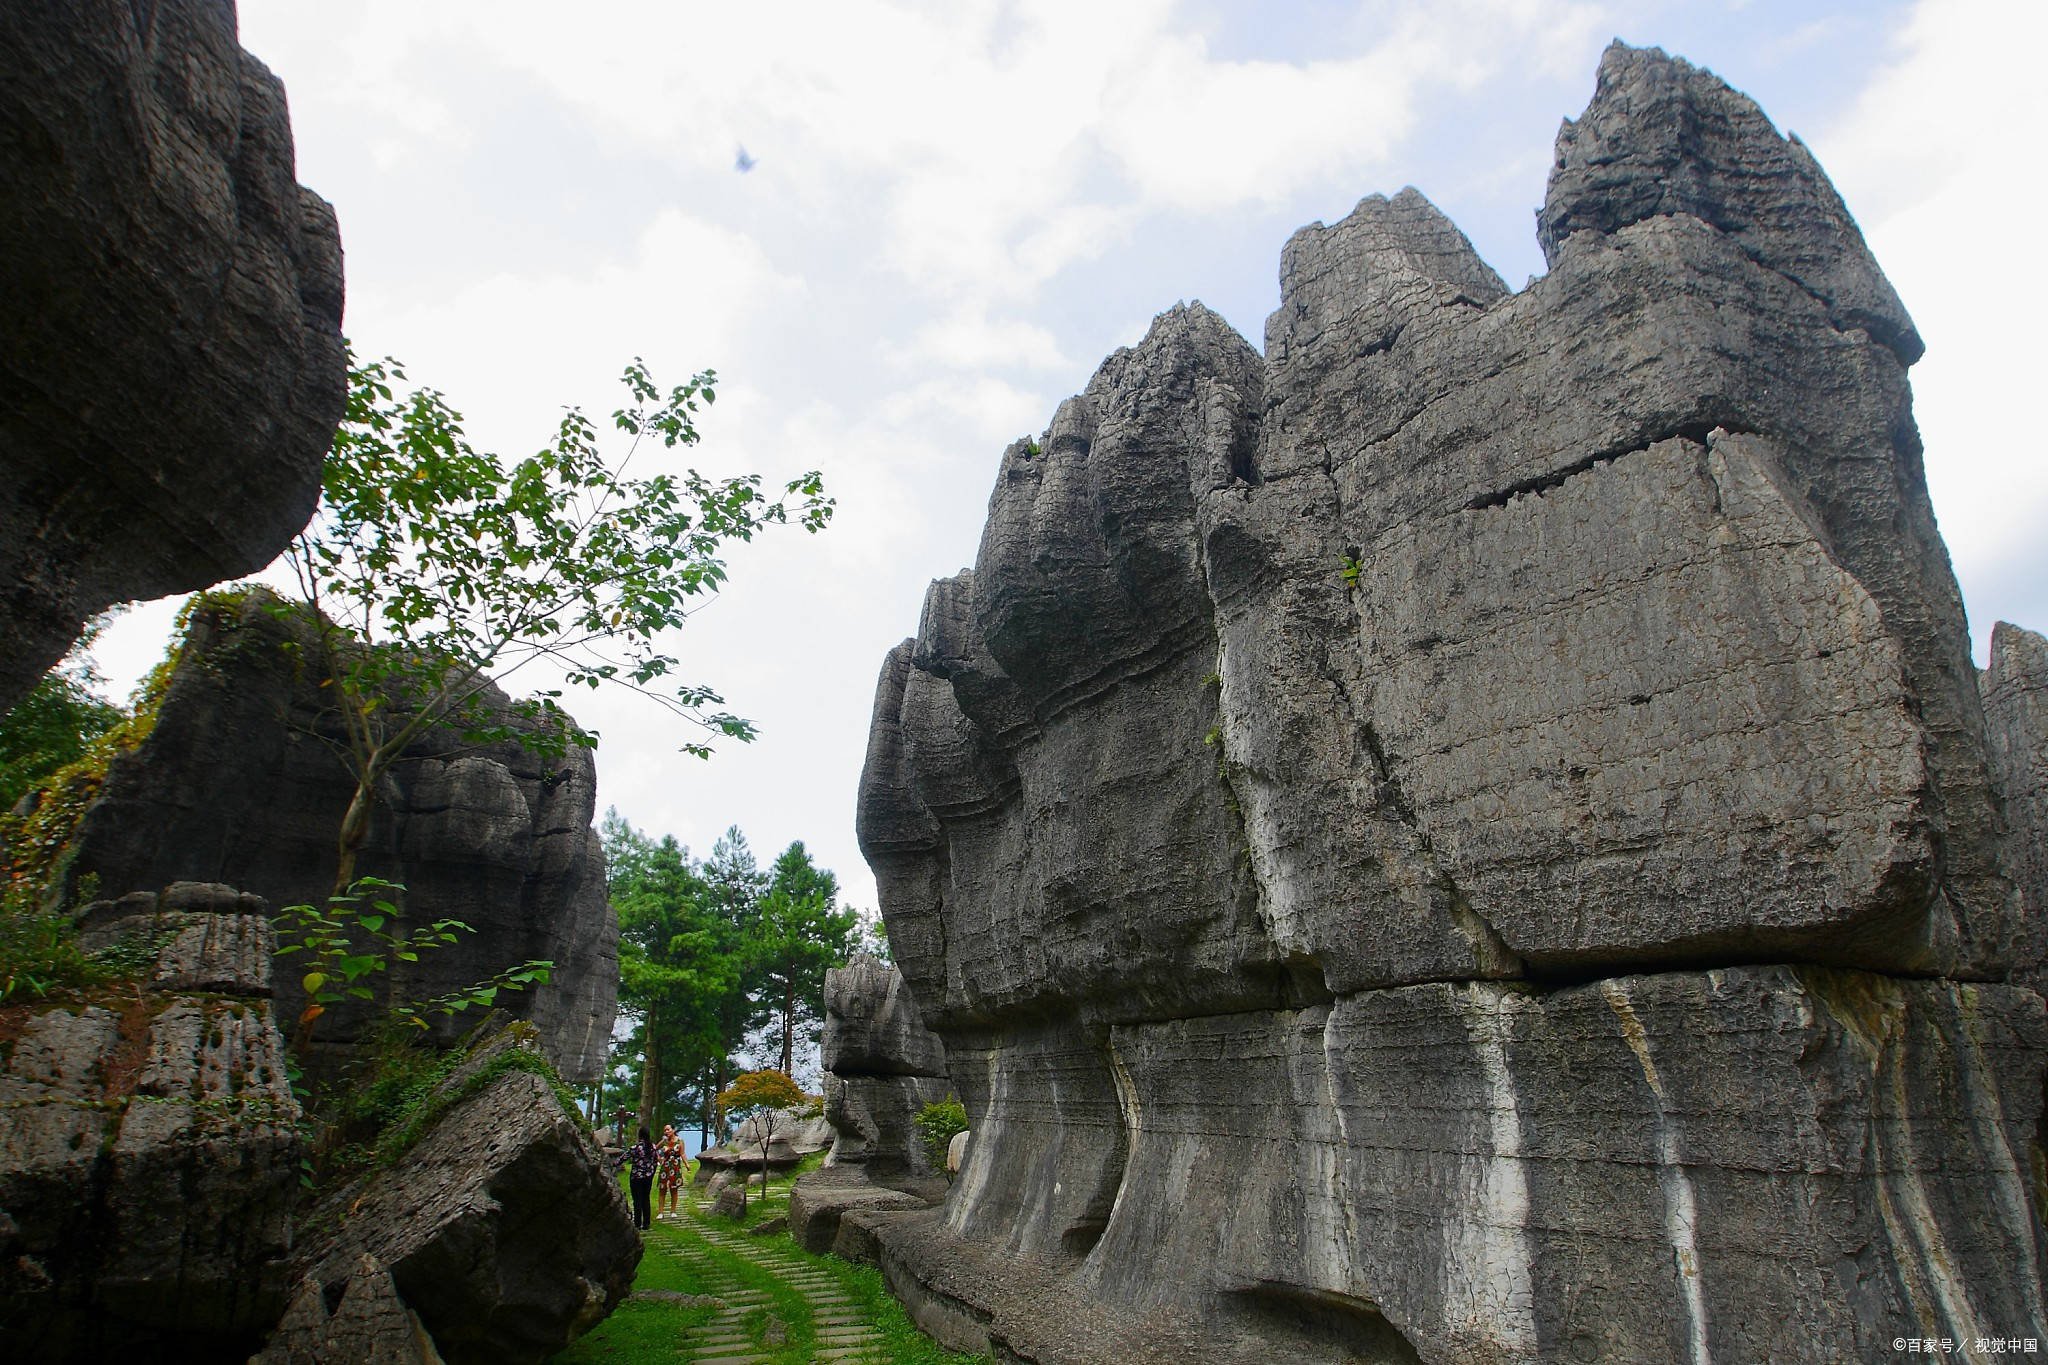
[56,592,617,1086]
[0,1,346,709]
[1986,622,2048,987]
[857,43,2047,1364]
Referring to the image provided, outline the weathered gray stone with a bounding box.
[731,1106,833,1154]
[297,1020,637,1365]
[57,591,617,1086]
[0,902,303,1361]
[822,954,949,1077]
[709,1182,747,1220]
[0,0,345,710]
[814,958,952,1188]
[1986,621,2048,984]
[855,42,2046,1365]
[788,1164,930,1256]
[251,1255,445,1365]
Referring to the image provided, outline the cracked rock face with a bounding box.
[792,957,952,1257]
[856,42,2046,1365]
[0,1,346,711]
[1985,622,2048,987]
[0,886,304,1362]
[57,592,617,1088]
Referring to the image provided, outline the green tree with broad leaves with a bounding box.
[715,1068,807,1205]
[284,348,833,899]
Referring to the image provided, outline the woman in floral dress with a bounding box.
[656,1124,685,1218]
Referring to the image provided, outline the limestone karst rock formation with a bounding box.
[857,42,2048,1365]
[790,956,953,1256]
[0,0,346,711]
[55,591,617,1088]
[0,884,305,1362]
[818,955,952,1185]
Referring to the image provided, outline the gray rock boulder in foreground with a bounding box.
[0,0,346,710]
[290,1017,638,1365]
[857,42,2047,1364]
[0,884,303,1362]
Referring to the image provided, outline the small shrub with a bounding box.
[0,875,166,1004]
[915,1094,968,1176]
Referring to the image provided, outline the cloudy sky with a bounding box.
[94,0,2047,918]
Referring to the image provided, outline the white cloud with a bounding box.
[1811,0,2048,656]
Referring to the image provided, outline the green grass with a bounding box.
[548,1160,988,1363]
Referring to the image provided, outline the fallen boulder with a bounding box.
[289,1017,637,1365]
[788,1165,930,1258]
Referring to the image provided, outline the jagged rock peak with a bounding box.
[1271,186,1508,363]
[1539,39,1921,362]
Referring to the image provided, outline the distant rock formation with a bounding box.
[57,591,617,1087]
[0,883,304,1361]
[0,1,346,711]
[695,1108,834,1178]
[789,956,951,1257]
[856,42,2047,1365]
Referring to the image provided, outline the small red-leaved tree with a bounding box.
[715,1068,805,1207]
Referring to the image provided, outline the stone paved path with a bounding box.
[650,1191,887,1364]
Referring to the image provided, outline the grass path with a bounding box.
[551,1161,986,1365]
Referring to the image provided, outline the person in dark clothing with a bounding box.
[616,1124,657,1230]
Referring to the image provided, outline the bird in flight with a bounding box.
[734,145,757,174]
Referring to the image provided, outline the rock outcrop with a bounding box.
[790,956,952,1256]
[0,1,346,711]
[55,591,617,1086]
[856,43,2047,1365]
[819,956,951,1185]
[290,1017,638,1365]
[0,883,303,1362]
[1986,622,2048,986]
